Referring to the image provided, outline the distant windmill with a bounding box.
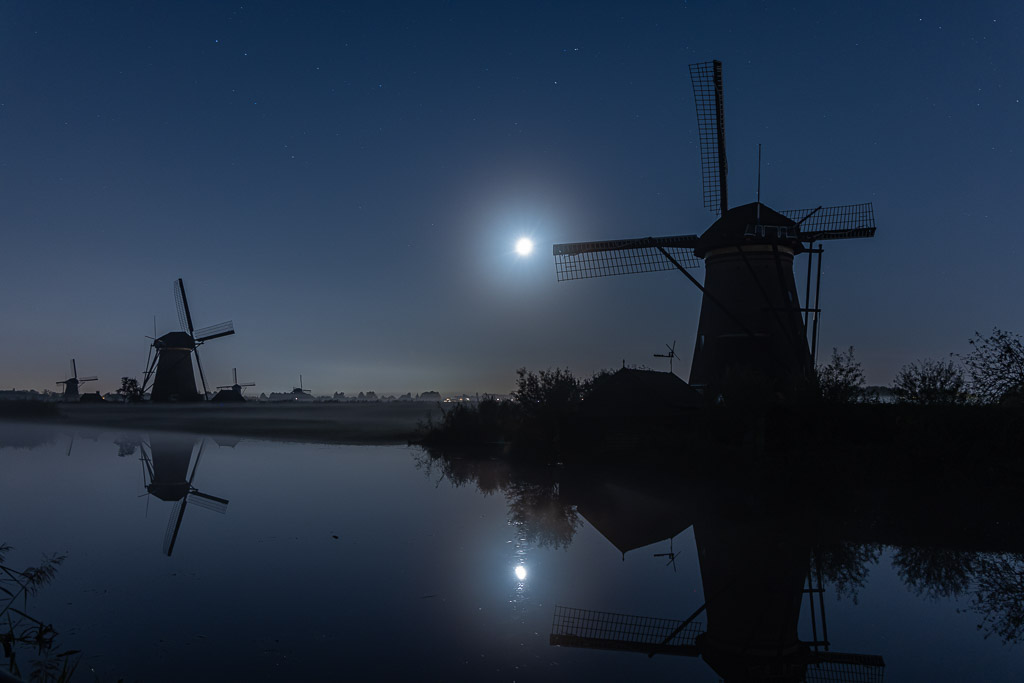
[142,279,235,402]
[212,368,255,402]
[552,60,877,397]
[56,359,97,401]
[139,435,229,556]
[289,374,313,399]
[653,341,677,374]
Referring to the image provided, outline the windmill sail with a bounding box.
[553,235,701,281]
[174,279,193,333]
[549,605,702,656]
[783,203,877,241]
[193,321,235,342]
[689,60,728,216]
[163,499,187,556]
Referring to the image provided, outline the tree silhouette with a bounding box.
[891,358,969,405]
[962,328,1024,404]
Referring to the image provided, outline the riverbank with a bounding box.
[0,401,440,445]
[418,401,1024,486]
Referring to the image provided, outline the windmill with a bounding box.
[552,60,877,397]
[56,359,97,401]
[139,435,229,556]
[142,278,235,402]
[212,367,255,402]
[654,341,677,374]
[289,374,313,399]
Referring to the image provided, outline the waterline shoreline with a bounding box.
[1,401,439,445]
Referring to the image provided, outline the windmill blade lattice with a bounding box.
[783,203,877,241]
[174,281,190,332]
[549,605,703,656]
[553,235,701,282]
[163,499,186,555]
[187,491,229,514]
[689,60,728,216]
[193,321,235,342]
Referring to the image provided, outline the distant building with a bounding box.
[0,389,52,402]
[582,368,703,418]
[267,387,316,402]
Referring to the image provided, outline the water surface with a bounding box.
[1,423,1021,681]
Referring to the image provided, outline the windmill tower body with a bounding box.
[61,378,81,401]
[146,433,195,501]
[150,332,202,402]
[690,203,811,389]
[693,514,810,680]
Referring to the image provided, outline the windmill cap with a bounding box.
[695,202,802,257]
[154,331,196,349]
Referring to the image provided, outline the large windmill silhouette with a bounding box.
[552,60,877,396]
[142,279,235,402]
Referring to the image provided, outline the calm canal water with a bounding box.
[1,422,1022,681]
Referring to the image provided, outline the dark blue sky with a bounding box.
[2,1,1022,395]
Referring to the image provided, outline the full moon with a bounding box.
[515,237,534,256]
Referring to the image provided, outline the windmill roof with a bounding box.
[211,388,246,402]
[155,331,195,348]
[695,202,802,257]
[569,480,695,556]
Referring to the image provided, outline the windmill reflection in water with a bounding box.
[138,434,229,556]
[548,478,885,682]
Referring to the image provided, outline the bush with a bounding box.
[961,328,1024,404]
[816,347,867,404]
[891,358,969,405]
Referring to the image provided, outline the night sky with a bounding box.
[2,1,1022,396]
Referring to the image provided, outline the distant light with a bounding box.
[514,565,527,581]
[515,238,534,256]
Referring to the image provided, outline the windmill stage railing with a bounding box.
[553,235,701,282]
[549,605,702,656]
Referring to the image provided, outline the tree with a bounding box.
[891,358,969,405]
[961,328,1024,404]
[117,377,143,403]
[512,367,582,416]
[816,347,867,403]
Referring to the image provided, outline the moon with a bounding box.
[515,237,534,256]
